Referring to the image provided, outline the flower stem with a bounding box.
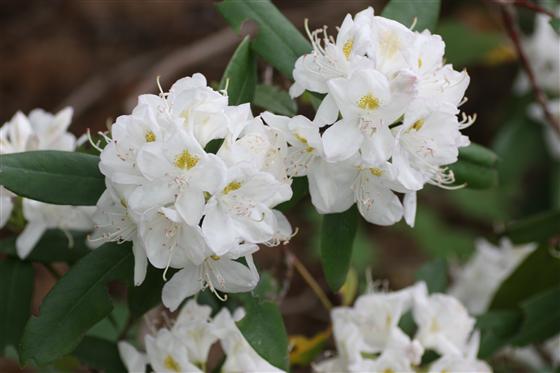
[286,250,333,311]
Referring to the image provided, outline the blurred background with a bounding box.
[1,0,558,372]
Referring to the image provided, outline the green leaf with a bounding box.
[253,84,297,116]
[550,18,560,35]
[0,151,104,206]
[128,265,165,320]
[0,259,34,354]
[217,0,311,78]
[511,286,560,346]
[501,210,560,244]
[320,206,358,291]
[20,242,133,366]
[220,36,257,105]
[71,336,126,372]
[490,245,560,310]
[277,176,308,212]
[416,258,448,293]
[0,230,89,263]
[477,309,522,358]
[437,21,504,67]
[382,0,441,31]
[237,297,289,370]
[458,144,498,168]
[449,158,498,189]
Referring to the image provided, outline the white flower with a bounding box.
[118,341,148,373]
[145,328,202,373]
[172,299,218,366]
[449,238,537,314]
[429,331,492,373]
[162,244,260,311]
[544,334,560,367]
[16,200,94,259]
[213,308,286,373]
[413,292,476,356]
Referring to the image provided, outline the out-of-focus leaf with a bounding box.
[20,243,133,366]
[550,18,560,34]
[71,336,126,372]
[446,189,507,221]
[490,245,560,310]
[477,309,522,358]
[220,36,257,105]
[437,21,505,67]
[458,144,498,167]
[416,258,448,293]
[289,329,331,366]
[253,84,297,116]
[320,206,358,291]
[339,267,358,306]
[511,286,560,346]
[450,160,498,189]
[0,230,89,263]
[277,176,308,212]
[128,266,165,320]
[217,0,311,78]
[0,151,104,206]
[501,210,560,244]
[0,259,34,354]
[237,296,289,370]
[382,0,441,31]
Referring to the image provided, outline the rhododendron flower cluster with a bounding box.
[314,282,490,372]
[118,299,285,373]
[92,73,293,309]
[282,7,474,226]
[0,108,95,258]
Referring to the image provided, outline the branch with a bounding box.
[494,0,559,19]
[500,5,560,135]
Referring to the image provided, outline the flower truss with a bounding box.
[118,299,285,373]
[270,6,475,227]
[91,73,294,308]
[313,282,491,373]
[0,108,95,258]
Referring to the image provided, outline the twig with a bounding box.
[494,0,559,19]
[286,250,332,311]
[500,5,560,135]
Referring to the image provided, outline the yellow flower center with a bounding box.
[210,255,221,261]
[370,167,383,177]
[430,319,440,333]
[418,57,423,68]
[342,39,354,59]
[294,133,314,153]
[175,149,199,170]
[383,369,395,373]
[164,355,181,372]
[412,119,425,131]
[145,130,156,142]
[357,94,380,111]
[223,181,241,195]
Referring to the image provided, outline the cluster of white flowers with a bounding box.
[118,299,285,373]
[314,282,491,372]
[449,238,536,315]
[277,7,473,226]
[519,9,560,160]
[0,108,95,258]
[92,73,293,309]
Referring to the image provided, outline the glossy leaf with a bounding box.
[0,259,34,353]
[450,159,498,189]
[501,210,560,244]
[0,151,104,206]
[220,36,257,105]
[217,0,311,78]
[237,297,289,371]
[458,143,498,167]
[0,230,89,263]
[382,0,441,31]
[71,336,126,372]
[253,84,297,116]
[490,245,560,310]
[20,242,133,366]
[320,206,358,291]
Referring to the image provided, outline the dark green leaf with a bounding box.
[449,159,498,189]
[220,36,257,105]
[382,0,441,31]
[217,0,311,78]
[20,242,133,366]
[511,286,560,346]
[0,259,34,353]
[501,210,560,244]
[128,265,165,320]
[71,336,126,372]
[0,151,104,206]
[253,84,297,116]
[0,230,89,263]
[415,258,448,293]
[477,309,522,358]
[320,206,358,291]
[550,18,560,34]
[237,297,289,370]
[458,144,498,167]
[490,245,560,310]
